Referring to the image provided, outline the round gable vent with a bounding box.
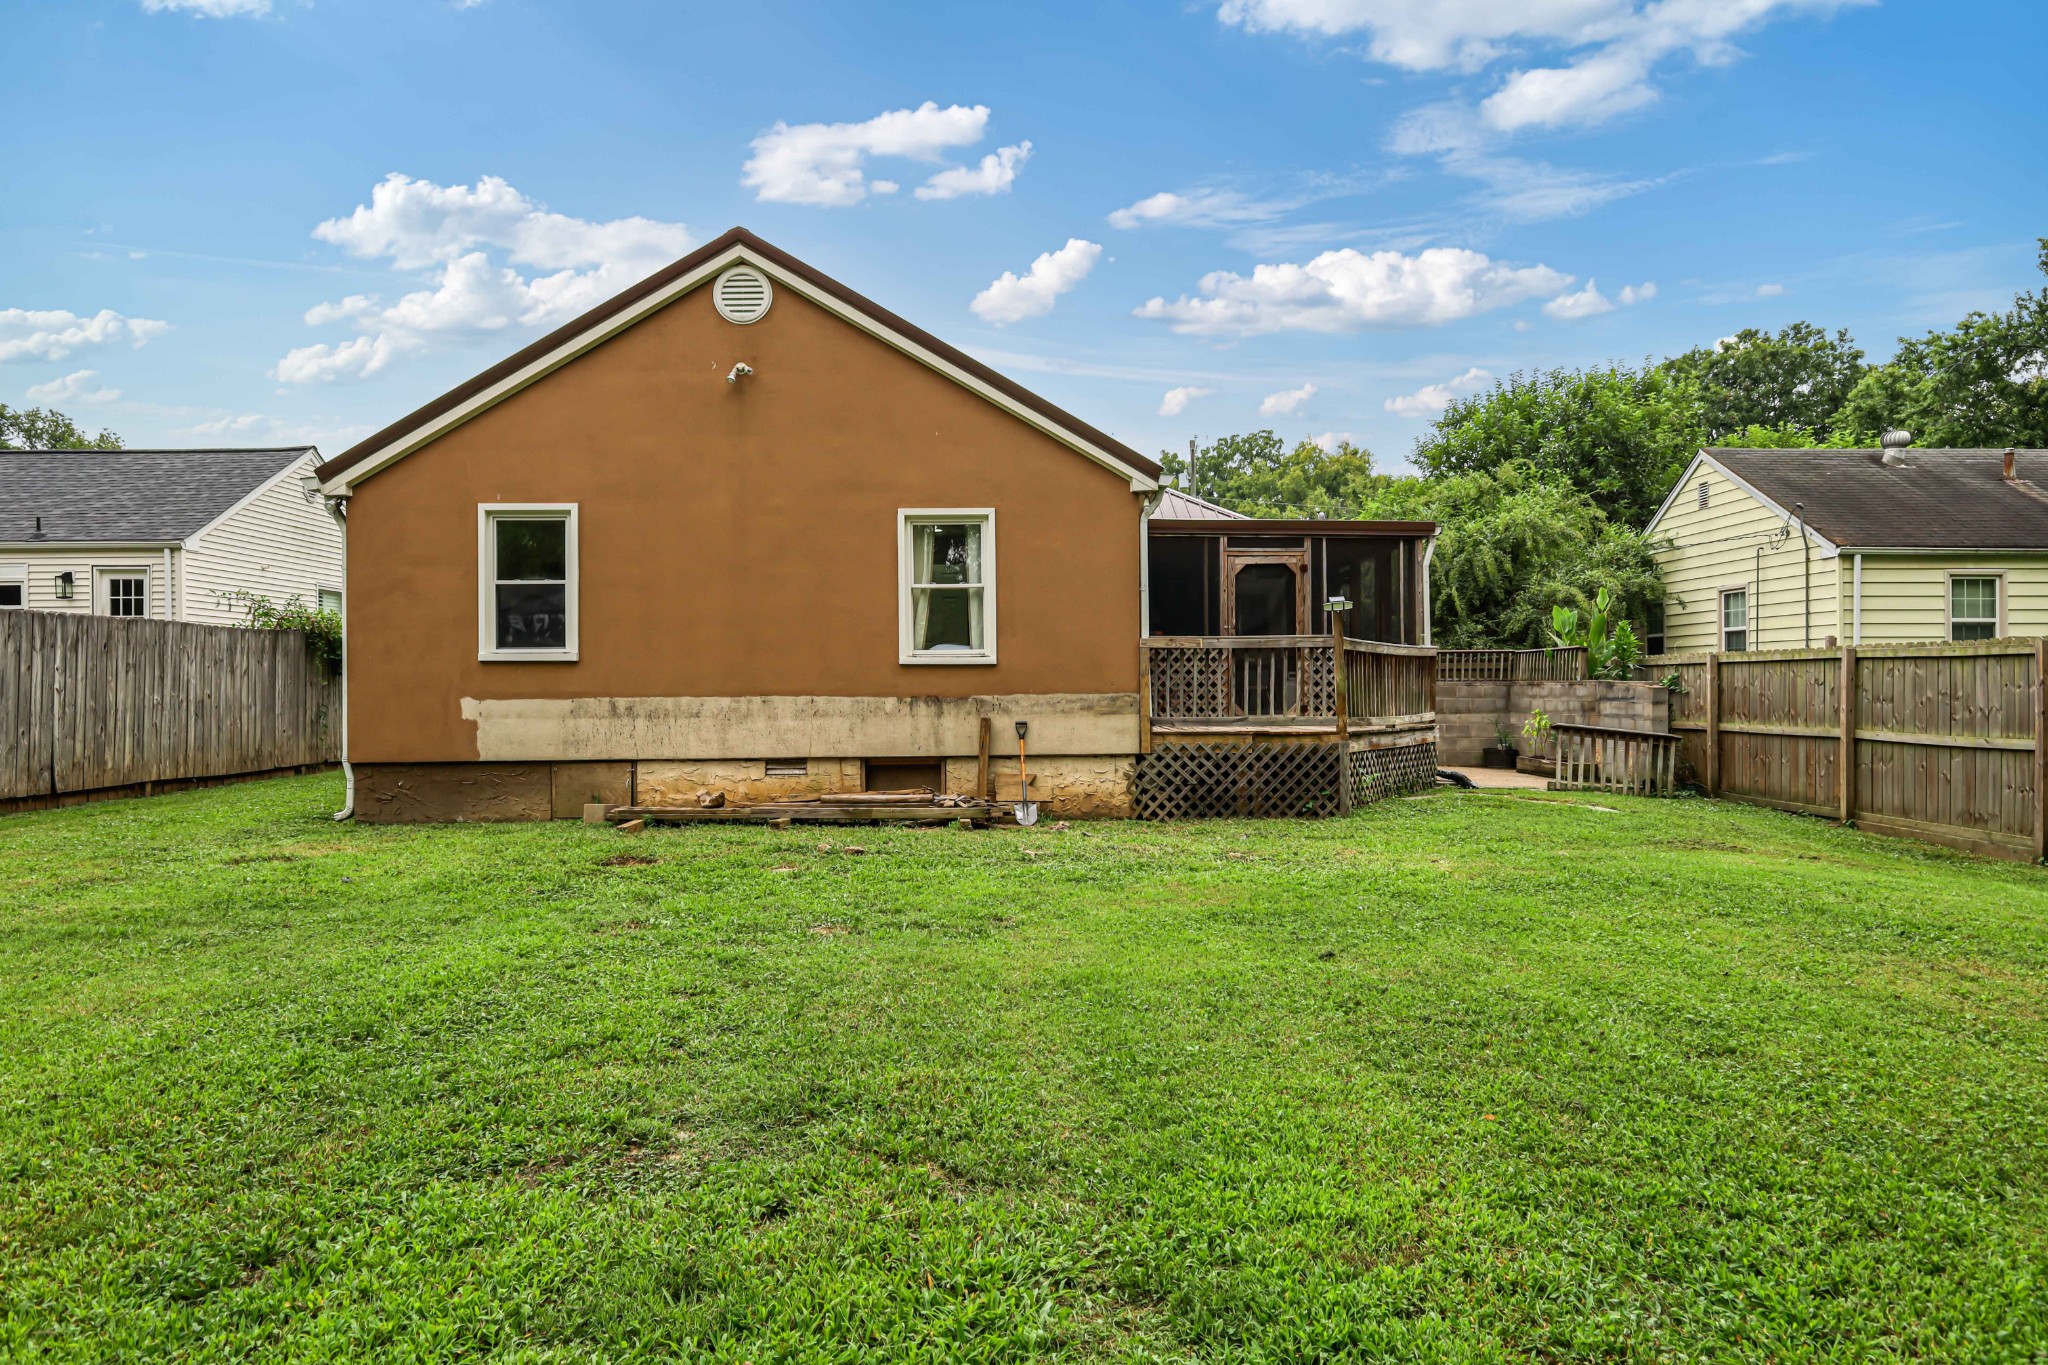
[713,265,773,324]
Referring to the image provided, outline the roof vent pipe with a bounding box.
[1880,428,1911,467]
[2004,447,2018,481]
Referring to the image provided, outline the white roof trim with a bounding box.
[322,244,1158,495]
[1646,449,1840,558]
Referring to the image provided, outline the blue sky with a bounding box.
[4,0,2044,472]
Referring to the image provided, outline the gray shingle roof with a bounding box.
[0,447,314,545]
[1705,447,2048,550]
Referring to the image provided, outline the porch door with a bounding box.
[1223,550,1308,714]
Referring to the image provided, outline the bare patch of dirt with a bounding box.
[598,854,657,868]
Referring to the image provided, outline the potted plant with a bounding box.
[1518,709,1555,777]
[1481,721,1519,769]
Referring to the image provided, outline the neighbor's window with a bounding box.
[317,587,343,616]
[900,510,995,663]
[0,564,23,610]
[479,505,578,660]
[1950,575,2000,642]
[97,569,149,618]
[1645,602,1666,656]
[1720,589,1748,652]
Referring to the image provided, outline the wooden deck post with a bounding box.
[1704,652,1721,798]
[1330,608,1350,741]
[2035,638,2047,863]
[1838,645,1856,826]
[1137,642,1153,756]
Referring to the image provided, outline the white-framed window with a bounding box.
[95,566,150,618]
[898,509,995,665]
[317,586,344,617]
[1720,588,1748,653]
[0,563,24,610]
[1949,573,2002,642]
[478,505,578,661]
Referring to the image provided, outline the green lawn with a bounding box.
[2,775,2046,1362]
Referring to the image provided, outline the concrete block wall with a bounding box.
[1437,679,1668,766]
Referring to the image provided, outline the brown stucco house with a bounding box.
[315,228,1438,822]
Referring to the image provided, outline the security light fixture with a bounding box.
[298,473,323,501]
[55,571,75,601]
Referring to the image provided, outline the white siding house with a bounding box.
[0,447,343,624]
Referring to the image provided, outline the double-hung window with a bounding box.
[478,505,578,661]
[899,510,995,664]
[1950,575,2001,642]
[1720,588,1748,652]
[0,564,23,610]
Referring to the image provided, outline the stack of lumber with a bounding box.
[608,789,1010,826]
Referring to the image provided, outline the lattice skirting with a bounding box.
[1135,734,1438,820]
[1347,735,1438,806]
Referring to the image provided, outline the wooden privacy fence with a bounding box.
[1644,640,2048,861]
[1,611,339,807]
[1438,647,1587,682]
[1549,723,1681,797]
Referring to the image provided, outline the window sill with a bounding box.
[479,650,580,663]
[900,652,997,666]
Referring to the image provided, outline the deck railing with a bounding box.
[1548,723,1680,796]
[1437,647,1587,682]
[1142,636,1436,731]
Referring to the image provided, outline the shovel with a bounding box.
[1012,720,1039,826]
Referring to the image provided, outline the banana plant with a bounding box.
[1548,587,1642,680]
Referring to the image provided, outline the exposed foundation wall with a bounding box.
[1437,679,1668,766]
[353,753,1135,823]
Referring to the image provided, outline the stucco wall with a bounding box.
[342,273,1146,766]
[1438,678,1669,766]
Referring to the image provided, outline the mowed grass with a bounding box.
[2,775,2046,1362]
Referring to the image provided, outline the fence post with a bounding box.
[2035,638,2047,863]
[1704,652,1720,798]
[1839,645,1856,826]
[1330,609,1350,741]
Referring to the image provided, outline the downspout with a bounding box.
[1420,535,1437,646]
[1138,488,1163,639]
[1795,502,1810,648]
[324,493,353,821]
[1853,552,1863,645]
[162,547,173,621]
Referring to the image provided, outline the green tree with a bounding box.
[1663,322,1866,442]
[1710,422,1822,449]
[1832,239,2048,447]
[1157,430,1389,517]
[1410,365,1704,531]
[0,404,123,450]
[1358,463,1664,649]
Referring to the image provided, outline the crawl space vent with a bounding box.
[713,266,773,324]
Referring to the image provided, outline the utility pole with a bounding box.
[1188,437,1198,499]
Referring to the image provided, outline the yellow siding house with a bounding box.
[1645,436,2048,652]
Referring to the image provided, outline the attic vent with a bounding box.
[713,266,773,324]
[1697,481,1709,510]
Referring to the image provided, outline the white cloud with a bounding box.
[1618,280,1656,304]
[1755,282,1786,297]
[141,0,271,16]
[1108,188,1294,230]
[1259,382,1317,416]
[1308,431,1356,452]
[1384,366,1492,417]
[25,369,122,404]
[742,103,1006,207]
[969,239,1102,325]
[1542,279,1615,319]
[1223,1,1868,133]
[915,142,1031,200]
[278,173,690,384]
[1159,385,1215,418]
[0,308,170,364]
[1386,103,1657,221]
[1135,246,1569,335]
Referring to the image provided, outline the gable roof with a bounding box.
[314,226,1163,493]
[1649,447,2048,551]
[1151,487,1248,520]
[0,447,314,546]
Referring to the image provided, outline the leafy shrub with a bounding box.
[225,590,342,671]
